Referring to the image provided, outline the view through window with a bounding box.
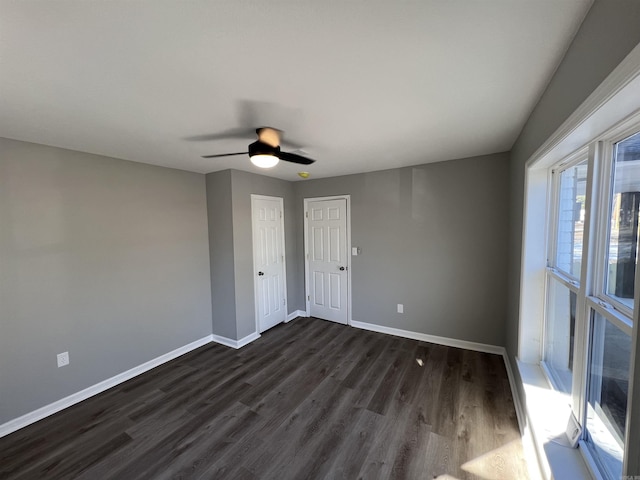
[605,131,640,311]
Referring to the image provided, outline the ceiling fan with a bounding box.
[201,127,315,168]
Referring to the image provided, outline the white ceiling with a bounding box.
[0,0,592,181]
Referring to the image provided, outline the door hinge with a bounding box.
[282,299,286,305]
[305,211,308,218]
[280,211,282,218]
[307,295,310,301]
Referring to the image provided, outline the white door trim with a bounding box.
[303,195,352,325]
[251,194,288,334]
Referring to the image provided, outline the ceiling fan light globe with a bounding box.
[250,154,279,168]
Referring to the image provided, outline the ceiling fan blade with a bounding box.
[239,100,306,149]
[201,152,248,158]
[237,99,263,128]
[185,128,255,142]
[280,138,305,150]
[279,151,315,165]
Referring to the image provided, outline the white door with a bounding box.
[305,197,349,324]
[252,195,287,333]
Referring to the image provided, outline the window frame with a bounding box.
[543,147,593,415]
[541,269,580,393]
[518,43,640,479]
[582,303,633,480]
[538,115,640,480]
[547,148,589,281]
[593,124,640,320]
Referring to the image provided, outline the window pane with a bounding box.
[543,278,576,394]
[605,131,640,310]
[585,312,631,480]
[555,160,587,277]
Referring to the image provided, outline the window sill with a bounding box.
[517,361,596,480]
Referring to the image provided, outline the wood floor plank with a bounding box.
[283,391,364,479]
[238,323,342,407]
[432,347,464,437]
[0,386,154,477]
[12,428,132,480]
[341,335,391,391]
[193,425,265,479]
[350,337,402,409]
[0,317,529,480]
[422,431,454,479]
[248,326,359,436]
[75,408,196,480]
[329,330,378,382]
[357,380,417,479]
[146,404,262,480]
[242,376,356,478]
[392,401,433,480]
[10,419,133,480]
[321,408,385,479]
[107,401,252,480]
[366,341,419,415]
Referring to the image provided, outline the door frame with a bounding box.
[251,194,288,334]
[303,195,352,325]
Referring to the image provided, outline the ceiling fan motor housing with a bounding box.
[248,141,280,158]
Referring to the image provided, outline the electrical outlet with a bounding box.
[57,351,69,368]
[397,304,404,313]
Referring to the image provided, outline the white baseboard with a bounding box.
[0,334,213,438]
[237,331,260,348]
[502,353,526,434]
[286,310,307,322]
[349,320,505,355]
[211,331,260,349]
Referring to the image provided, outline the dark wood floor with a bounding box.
[0,317,529,480]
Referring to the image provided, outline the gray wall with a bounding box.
[0,138,213,424]
[206,170,237,340]
[296,153,510,346]
[507,1,640,366]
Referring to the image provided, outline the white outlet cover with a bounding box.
[397,304,404,313]
[57,351,69,367]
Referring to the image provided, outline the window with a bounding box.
[585,310,631,480]
[540,126,639,479]
[542,156,586,395]
[555,159,588,278]
[520,50,640,480]
[603,131,640,311]
[543,278,576,394]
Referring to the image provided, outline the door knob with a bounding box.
[258,271,264,276]
[339,266,345,271]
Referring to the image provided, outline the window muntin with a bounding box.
[603,131,640,312]
[554,159,588,278]
[543,277,576,395]
[584,310,632,480]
